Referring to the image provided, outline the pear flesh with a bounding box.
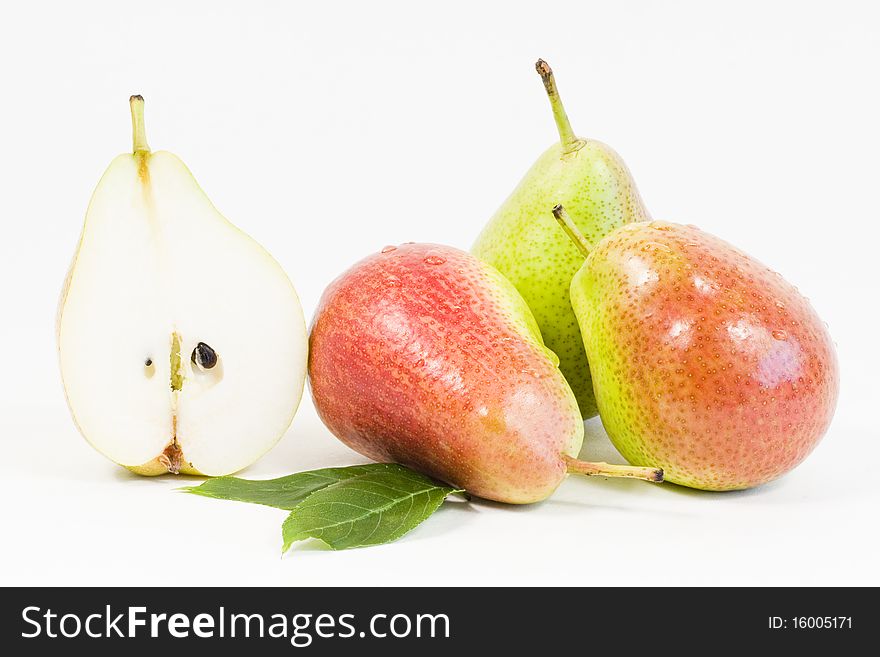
[473,60,649,419]
[58,96,308,476]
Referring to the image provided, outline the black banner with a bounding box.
[0,587,868,653]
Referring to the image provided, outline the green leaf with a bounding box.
[282,466,463,552]
[179,464,397,510]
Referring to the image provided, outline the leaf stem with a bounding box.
[563,455,663,482]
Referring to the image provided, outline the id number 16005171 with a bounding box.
[768,617,852,630]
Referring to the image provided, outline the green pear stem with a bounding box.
[552,205,594,257]
[130,95,150,154]
[535,59,579,152]
[563,455,663,483]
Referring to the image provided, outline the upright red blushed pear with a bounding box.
[554,206,839,491]
[308,243,662,504]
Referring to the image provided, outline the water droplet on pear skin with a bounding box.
[641,241,671,253]
[381,245,397,253]
[424,254,446,265]
[771,329,787,340]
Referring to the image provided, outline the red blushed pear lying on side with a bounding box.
[308,243,662,504]
[553,206,839,491]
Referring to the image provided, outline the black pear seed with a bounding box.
[144,358,153,367]
[192,342,218,369]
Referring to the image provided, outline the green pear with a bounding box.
[472,60,650,418]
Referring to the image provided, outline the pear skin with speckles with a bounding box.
[309,243,665,503]
[309,243,583,503]
[473,60,649,419]
[566,219,839,491]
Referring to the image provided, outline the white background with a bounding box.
[1,0,878,586]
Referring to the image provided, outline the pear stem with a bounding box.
[535,59,579,152]
[563,455,663,483]
[552,205,594,257]
[130,95,150,154]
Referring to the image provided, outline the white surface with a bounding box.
[1,0,878,586]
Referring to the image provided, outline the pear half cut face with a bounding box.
[59,150,308,476]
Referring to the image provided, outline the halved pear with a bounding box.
[58,96,308,476]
